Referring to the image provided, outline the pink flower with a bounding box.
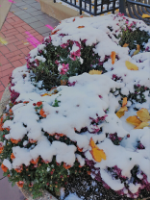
[55,60,59,65]
[61,43,69,48]
[70,50,81,60]
[58,63,69,75]
[74,41,81,48]
[70,52,76,60]
[82,39,87,43]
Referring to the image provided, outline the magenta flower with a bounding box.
[74,41,81,48]
[70,49,81,60]
[61,42,69,48]
[59,63,69,75]
[55,60,59,65]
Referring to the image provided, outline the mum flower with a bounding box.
[15,165,23,173]
[126,108,150,129]
[0,142,4,154]
[29,139,37,143]
[10,138,21,144]
[116,97,128,118]
[40,108,46,118]
[58,63,69,75]
[36,101,42,106]
[10,153,15,160]
[30,157,39,165]
[63,163,72,169]
[89,138,106,162]
[0,116,3,131]
[1,163,8,172]
[70,50,81,61]
[17,181,24,188]
[60,43,69,49]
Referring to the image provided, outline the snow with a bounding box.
[35,56,46,63]
[76,154,85,167]
[101,169,124,191]
[3,159,12,170]
[64,193,82,200]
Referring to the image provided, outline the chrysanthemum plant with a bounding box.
[0,13,150,200]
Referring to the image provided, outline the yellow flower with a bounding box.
[116,97,128,118]
[126,108,150,129]
[89,138,106,162]
[89,70,102,75]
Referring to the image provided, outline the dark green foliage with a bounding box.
[30,43,61,91]
[119,28,150,51]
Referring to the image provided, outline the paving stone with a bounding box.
[11,4,17,8]
[30,3,41,10]
[29,2,39,6]
[10,7,21,12]
[25,7,38,13]
[42,32,51,37]
[15,1,27,7]
[34,13,49,20]
[29,21,45,29]
[13,0,24,2]
[14,10,27,16]
[19,4,34,10]
[23,16,39,24]
[18,13,32,20]
[22,0,37,4]
[39,17,56,25]
[35,26,51,34]
[30,10,44,16]
[51,20,59,27]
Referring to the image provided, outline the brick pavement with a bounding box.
[0,0,59,100]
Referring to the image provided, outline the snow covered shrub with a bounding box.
[1,13,150,200]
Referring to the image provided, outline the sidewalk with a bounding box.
[0,0,59,99]
[0,0,59,199]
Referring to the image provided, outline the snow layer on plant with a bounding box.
[87,128,150,186]
[29,44,46,58]
[35,56,46,63]
[100,169,124,191]
[64,193,82,200]
[3,159,12,170]
[76,154,85,167]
